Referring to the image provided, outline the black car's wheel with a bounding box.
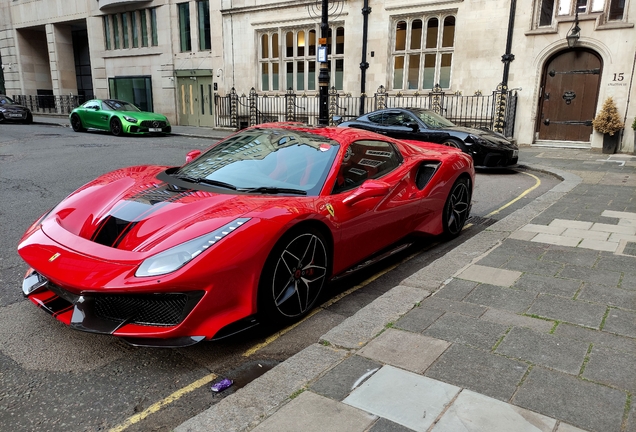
[258,227,330,324]
[70,114,85,132]
[24,112,33,124]
[442,137,466,151]
[442,177,471,238]
[110,117,123,136]
[0,114,4,123]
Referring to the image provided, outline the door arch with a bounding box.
[536,48,602,142]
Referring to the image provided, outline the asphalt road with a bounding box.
[0,123,559,432]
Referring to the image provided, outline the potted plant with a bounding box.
[592,97,624,154]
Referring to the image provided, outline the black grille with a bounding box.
[140,120,168,128]
[94,293,189,326]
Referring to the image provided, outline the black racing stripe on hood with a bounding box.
[91,183,194,248]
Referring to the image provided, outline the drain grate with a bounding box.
[466,216,498,227]
[622,241,636,257]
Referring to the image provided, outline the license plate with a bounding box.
[8,113,23,118]
[149,128,162,132]
[513,150,519,158]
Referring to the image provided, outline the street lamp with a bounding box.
[566,9,580,48]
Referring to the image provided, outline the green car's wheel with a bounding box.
[70,114,85,132]
[110,117,123,136]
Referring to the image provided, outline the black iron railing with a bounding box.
[12,95,84,115]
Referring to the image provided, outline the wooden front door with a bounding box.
[537,49,602,142]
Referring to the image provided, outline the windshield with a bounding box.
[412,110,456,128]
[103,100,141,112]
[174,128,340,196]
[0,96,16,105]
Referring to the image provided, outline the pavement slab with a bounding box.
[463,284,538,313]
[502,255,565,276]
[552,322,636,353]
[419,296,487,318]
[425,343,529,402]
[480,308,555,333]
[577,283,636,310]
[309,355,382,401]
[582,346,636,393]
[602,308,636,338]
[541,247,600,267]
[395,306,445,333]
[422,312,509,350]
[495,327,589,375]
[456,264,522,287]
[431,389,556,432]
[368,417,415,432]
[343,365,460,432]
[251,390,376,432]
[527,294,607,328]
[357,328,450,374]
[513,273,583,298]
[435,279,479,300]
[558,265,622,287]
[512,366,626,432]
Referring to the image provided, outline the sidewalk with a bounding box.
[174,147,636,432]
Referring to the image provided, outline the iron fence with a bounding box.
[214,84,518,138]
[12,94,84,115]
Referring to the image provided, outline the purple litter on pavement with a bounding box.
[211,378,233,392]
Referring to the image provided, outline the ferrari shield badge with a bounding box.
[326,203,335,217]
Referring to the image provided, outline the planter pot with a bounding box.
[602,133,619,154]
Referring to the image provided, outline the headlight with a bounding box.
[123,115,138,123]
[135,218,250,277]
[468,135,498,149]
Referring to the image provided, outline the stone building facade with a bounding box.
[1,0,634,152]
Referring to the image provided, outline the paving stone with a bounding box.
[456,265,522,287]
[549,219,594,230]
[527,294,606,328]
[420,296,487,318]
[423,312,509,350]
[509,230,537,241]
[310,355,383,401]
[578,238,619,252]
[609,232,636,242]
[621,272,636,291]
[542,248,600,267]
[425,343,528,402]
[358,328,450,374]
[582,346,636,393]
[368,418,414,432]
[591,223,636,234]
[252,390,376,432]
[395,306,445,333]
[578,283,636,310]
[463,284,537,313]
[480,308,554,333]
[513,273,582,298]
[435,279,479,300]
[532,233,582,247]
[553,322,636,354]
[502,256,565,277]
[555,423,592,432]
[626,402,636,432]
[602,308,636,338]
[497,238,551,258]
[602,210,636,220]
[521,224,566,235]
[562,228,610,241]
[558,265,621,287]
[431,389,556,432]
[512,367,626,432]
[495,327,589,374]
[594,253,636,273]
[343,365,460,432]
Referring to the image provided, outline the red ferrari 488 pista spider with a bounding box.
[18,123,474,347]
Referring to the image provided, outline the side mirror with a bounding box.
[342,179,390,206]
[92,106,100,111]
[405,121,419,132]
[332,116,343,125]
[185,149,202,163]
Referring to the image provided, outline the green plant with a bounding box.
[592,97,624,136]
[631,116,636,130]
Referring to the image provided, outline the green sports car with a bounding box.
[69,99,171,136]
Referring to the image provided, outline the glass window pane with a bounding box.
[410,20,422,50]
[297,31,305,57]
[591,0,604,11]
[442,16,455,47]
[140,10,148,47]
[286,62,293,90]
[179,3,191,52]
[131,12,138,48]
[262,34,269,59]
[608,0,625,20]
[335,27,344,55]
[103,16,111,50]
[113,14,120,49]
[576,0,587,13]
[122,13,129,49]
[297,61,305,91]
[422,54,436,90]
[272,63,279,91]
[440,53,452,88]
[335,58,343,90]
[426,18,438,49]
[308,61,316,91]
[539,0,555,26]
[308,30,316,56]
[393,56,404,89]
[407,54,420,90]
[286,32,293,57]
[272,33,279,57]
[262,63,269,91]
[558,0,572,15]
[198,0,211,51]
[395,21,406,51]
[151,8,158,46]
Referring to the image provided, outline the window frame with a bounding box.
[534,0,628,27]
[198,0,212,51]
[178,3,191,52]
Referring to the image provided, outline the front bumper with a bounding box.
[126,120,171,134]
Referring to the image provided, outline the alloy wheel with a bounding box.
[445,179,471,236]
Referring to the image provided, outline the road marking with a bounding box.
[485,171,541,217]
[108,373,217,432]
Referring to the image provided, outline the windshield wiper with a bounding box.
[175,175,237,190]
[240,186,307,195]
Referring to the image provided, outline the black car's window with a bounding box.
[103,100,140,112]
[333,140,402,194]
[413,110,455,128]
[83,101,101,110]
[384,112,417,127]
[367,113,384,124]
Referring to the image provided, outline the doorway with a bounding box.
[536,49,602,142]
[176,73,215,127]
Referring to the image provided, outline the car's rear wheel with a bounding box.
[70,114,85,132]
[442,137,466,151]
[24,112,33,124]
[258,227,330,324]
[110,117,123,136]
[442,177,471,238]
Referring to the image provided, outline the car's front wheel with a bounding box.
[442,177,471,238]
[258,227,330,324]
[24,112,33,124]
[110,117,123,136]
[70,114,85,132]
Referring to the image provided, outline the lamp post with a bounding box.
[566,9,580,48]
[318,0,330,125]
